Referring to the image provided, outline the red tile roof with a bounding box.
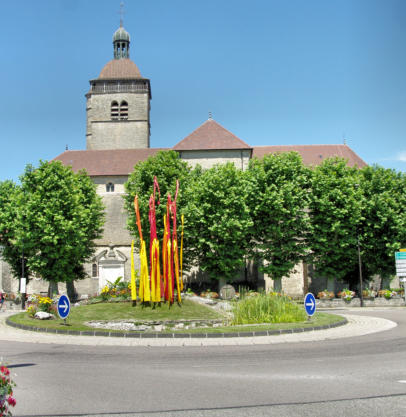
[53,149,168,176]
[98,59,142,79]
[173,119,251,151]
[252,145,367,167]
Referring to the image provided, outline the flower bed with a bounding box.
[337,288,356,301]
[0,361,16,417]
[317,290,334,300]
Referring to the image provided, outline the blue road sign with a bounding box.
[57,294,70,319]
[304,292,316,316]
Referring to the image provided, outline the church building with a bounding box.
[0,23,366,298]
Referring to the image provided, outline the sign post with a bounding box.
[57,294,71,325]
[304,292,316,320]
[395,252,406,302]
[395,252,406,277]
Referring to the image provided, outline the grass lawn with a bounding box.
[7,299,345,334]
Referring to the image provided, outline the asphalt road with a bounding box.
[2,308,406,417]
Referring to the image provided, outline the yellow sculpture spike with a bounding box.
[150,238,161,303]
[180,214,184,292]
[150,241,156,302]
[130,240,137,302]
[162,216,168,300]
[155,242,161,302]
[142,240,151,302]
[173,240,181,304]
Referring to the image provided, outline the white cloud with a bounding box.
[396,152,406,162]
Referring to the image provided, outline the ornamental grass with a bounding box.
[232,292,307,325]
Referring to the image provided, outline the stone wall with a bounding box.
[92,175,128,194]
[86,92,150,150]
[264,261,305,298]
[178,149,251,170]
[96,193,132,246]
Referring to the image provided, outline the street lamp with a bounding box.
[355,183,364,307]
[21,246,26,310]
[357,235,364,307]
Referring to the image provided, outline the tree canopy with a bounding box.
[0,161,104,289]
[124,150,192,264]
[358,165,406,281]
[245,152,312,281]
[182,163,253,282]
[307,158,363,282]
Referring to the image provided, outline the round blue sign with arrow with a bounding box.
[57,294,70,320]
[304,292,316,316]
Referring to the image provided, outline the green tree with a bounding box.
[245,152,312,287]
[124,150,191,262]
[16,161,104,295]
[0,180,32,284]
[182,163,253,282]
[358,165,406,285]
[308,158,363,284]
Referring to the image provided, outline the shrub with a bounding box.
[0,362,16,416]
[232,292,307,324]
[317,290,334,299]
[27,305,37,318]
[37,296,53,312]
[338,289,355,301]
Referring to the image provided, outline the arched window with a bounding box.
[92,263,98,278]
[120,100,128,120]
[106,182,115,192]
[111,101,119,120]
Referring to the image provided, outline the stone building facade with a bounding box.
[86,26,151,151]
[0,23,368,299]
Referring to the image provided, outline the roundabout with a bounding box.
[1,308,405,416]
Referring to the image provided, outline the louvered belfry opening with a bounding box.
[111,101,119,120]
[120,100,128,119]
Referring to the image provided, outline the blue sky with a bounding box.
[1,0,405,181]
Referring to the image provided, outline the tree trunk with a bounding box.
[273,278,282,293]
[66,281,78,302]
[47,281,59,298]
[327,277,335,293]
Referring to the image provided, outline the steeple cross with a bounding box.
[119,2,125,27]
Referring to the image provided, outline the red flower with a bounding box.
[7,396,16,407]
[1,366,10,376]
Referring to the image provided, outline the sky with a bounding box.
[0,0,405,182]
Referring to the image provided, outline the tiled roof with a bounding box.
[98,59,142,79]
[53,149,168,176]
[173,119,251,151]
[252,145,367,167]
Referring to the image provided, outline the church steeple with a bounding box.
[113,24,130,59]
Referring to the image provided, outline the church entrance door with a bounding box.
[99,264,124,290]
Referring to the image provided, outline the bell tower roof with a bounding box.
[112,23,130,59]
[113,25,130,43]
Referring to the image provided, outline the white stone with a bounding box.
[34,312,55,320]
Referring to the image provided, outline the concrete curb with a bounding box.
[5,316,348,338]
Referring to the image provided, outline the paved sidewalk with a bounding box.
[0,310,397,347]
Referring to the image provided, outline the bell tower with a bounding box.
[85,23,151,150]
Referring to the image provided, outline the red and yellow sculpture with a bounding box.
[132,177,184,305]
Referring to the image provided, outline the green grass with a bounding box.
[232,293,307,324]
[8,299,223,332]
[170,312,344,333]
[7,298,344,334]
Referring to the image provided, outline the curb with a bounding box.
[5,317,348,339]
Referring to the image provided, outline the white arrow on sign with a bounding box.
[306,298,315,310]
[60,300,69,313]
